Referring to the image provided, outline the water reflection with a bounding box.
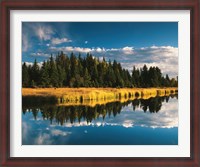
[22,95,178,145]
[22,95,178,126]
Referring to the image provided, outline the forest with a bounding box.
[22,52,178,88]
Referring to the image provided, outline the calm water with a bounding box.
[22,95,178,145]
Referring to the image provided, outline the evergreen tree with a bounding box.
[140,64,149,87]
[165,74,170,87]
[64,55,70,86]
[30,59,40,87]
[49,55,59,87]
[83,68,91,87]
[132,66,140,87]
[70,53,78,78]
[57,64,66,87]
[105,66,116,87]
[22,62,29,87]
[40,61,50,87]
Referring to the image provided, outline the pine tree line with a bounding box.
[22,52,178,88]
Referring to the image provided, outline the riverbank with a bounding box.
[22,87,178,106]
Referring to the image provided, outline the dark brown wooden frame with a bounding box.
[0,0,199,166]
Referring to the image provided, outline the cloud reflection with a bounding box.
[22,97,178,145]
[23,97,178,129]
[44,99,178,129]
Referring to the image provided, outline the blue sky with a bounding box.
[22,22,178,77]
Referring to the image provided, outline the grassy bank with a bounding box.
[22,87,178,106]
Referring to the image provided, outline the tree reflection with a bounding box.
[140,96,165,113]
[22,95,178,125]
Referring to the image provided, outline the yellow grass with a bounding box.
[22,87,178,107]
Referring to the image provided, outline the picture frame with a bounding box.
[0,0,199,166]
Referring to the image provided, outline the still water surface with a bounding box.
[22,95,178,145]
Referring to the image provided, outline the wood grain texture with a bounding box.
[0,0,199,166]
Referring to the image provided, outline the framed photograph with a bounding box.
[1,0,199,166]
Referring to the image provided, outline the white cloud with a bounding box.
[23,61,43,68]
[22,122,30,141]
[51,129,72,136]
[30,52,50,57]
[22,34,30,52]
[132,46,178,77]
[51,37,72,45]
[122,46,134,55]
[96,47,106,53]
[45,45,178,78]
[34,133,52,145]
[122,120,134,128]
[50,46,92,53]
[120,98,178,128]
[108,48,119,51]
[107,46,177,77]
[22,62,33,66]
[74,47,92,53]
[96,122,102,127]
[34,25,54,41]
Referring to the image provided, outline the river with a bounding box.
[22,95,178,145]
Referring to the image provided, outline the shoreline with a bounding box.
[22,87,178,106]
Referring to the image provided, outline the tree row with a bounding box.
[22,52,178,88]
